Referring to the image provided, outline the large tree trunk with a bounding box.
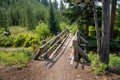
[110,0,117,39]
[100,0,110,65]
[91,0,101,53]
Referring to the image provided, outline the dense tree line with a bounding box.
[0,0,66,34]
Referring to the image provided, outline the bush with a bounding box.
[60,22,71,31]
[114,26,120,41]
[0,36,14,47]
[14,33,39,47]
[89,26,96,38]
[88,53,107,74]
[109,54,120,70]
[110,39,120,50]
[0,50,32,67]
[14,33,28,47]
[24,35,39,47]
[71,24,78,34]
[0,28,4,34]
[35,22,50,40]
[88,52,120,74]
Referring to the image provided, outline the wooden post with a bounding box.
[77,30,81,44]
[33,48,41,60]
[73,40,79,62]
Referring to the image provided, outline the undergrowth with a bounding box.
[88,52,120,75]
[0,49,32,67]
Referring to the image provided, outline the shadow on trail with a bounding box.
[74,61,91,69]
[44,36,72,69]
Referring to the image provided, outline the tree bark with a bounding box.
[91,0,101,53]
[100,0,110,65]
[85,24,89,37]
[110,0,117,39]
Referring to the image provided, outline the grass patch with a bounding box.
[0,49,32,67]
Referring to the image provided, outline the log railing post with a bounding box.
[73,39,79,62]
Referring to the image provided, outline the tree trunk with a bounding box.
[85,24,89,37]
[91,0,101,53]
[110,0,117,39]
[100,0,110,65]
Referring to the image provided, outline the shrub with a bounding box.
[0,28,4,34]
[24,34,39,47]
[14,33,28,47]
[0,50,32,67]
[88,53,107,74]
[109,54,120,70]
[110,39,120,50]
[35,23,50,40]
[60,22,71,31]
[0,36,14,47]
[71,24,78,34]
[88,52,120,74]
[14,33,40,47]
[89,26,96,38]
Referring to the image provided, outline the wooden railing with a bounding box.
[72,30,90,62]
[33,29,69,60]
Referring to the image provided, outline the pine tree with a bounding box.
[41,0,49,7]
[49,0,60,35]
[25,6,35,30]
[0,8,7,28]
[54,0,58,10]
[60,0,64,11]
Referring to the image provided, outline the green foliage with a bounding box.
[60,0,65,11]
[109,54,120,70]
[115,5,120,28]
[110,39,120,49]
[60,22,71,31]
[71,24,78,34]
[89,26,96,38]
[14,34,28,47]
[40,0,49,6]
[49,1,60,35]
[0,50,32,67]
[35,23,50,40]
[0,0,50,29]
[0,8,7,28]
[0,28,4,34]
[88,53,107,74]
[24,35,39,47]
[14,33,39,47]
[114,26,120,41]
[0,36,14,47]
[88,52,120,74]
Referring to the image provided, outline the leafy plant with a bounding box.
[14,33,28,47]
[88,52,107,75]
[24,34,39,47]
[35,22,50,40]
[109,54,120,70]
[88,52,120,74]
[0,49,32,67]
[0,36,14,47]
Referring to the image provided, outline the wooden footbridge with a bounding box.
[33,29,90,63]
[0,30,93,80]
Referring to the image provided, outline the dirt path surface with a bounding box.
[0,35,120,80]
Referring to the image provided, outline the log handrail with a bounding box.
[33,29,69,60]
[72,30,90,62]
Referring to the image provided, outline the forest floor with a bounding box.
[0,35,120,80]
